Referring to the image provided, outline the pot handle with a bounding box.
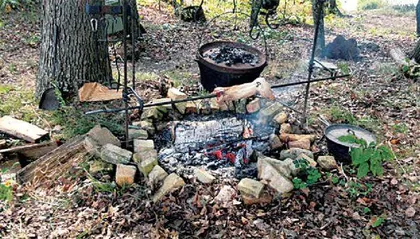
[347,129,356,136]
[197,11,268,58]
[318,115,331,126]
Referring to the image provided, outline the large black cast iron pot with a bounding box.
[196,41,267,92]
[324,123,376,162]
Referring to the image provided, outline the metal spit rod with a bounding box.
[84,73,350,115]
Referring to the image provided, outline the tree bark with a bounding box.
[36,0,111,99]
[417,0,420,36]
[411,40,420,63]
[312,0,325,56]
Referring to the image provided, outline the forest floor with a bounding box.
[0,2,419,238]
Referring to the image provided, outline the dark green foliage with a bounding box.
[347,181,373,199]
[292,158,322,189]
[339,134,393,178]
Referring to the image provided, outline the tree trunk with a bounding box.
[36,0,111,99]
[328,0,344,17]
[312,0,325,56]
[417,0,420,36]
[411,40,420,63]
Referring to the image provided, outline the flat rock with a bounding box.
[299,153,317,167]
[133,139,155,153]
[100,144,132,165]
[258,155,292,179]
[258,161,294,194]
[134,150,158,176]
[194,168,216,184]
[87,125,121,147]
[132,121,155,136]
[273,112,288,124]
[185,101,199,114]
[317,156,337,170]
[280,148,314,160]
[167,88,187,100]
[115,164,137,186]
[280,123,292,134]
[175,102,187,114]
[152,173,185,202]
[288,139,311,150]
[148,165,168,186]
[269,134,283,150]
[242,192,272,205]
[214,185,236,208]
[238,178,265,198]
[128,129,148,140]
[246,98,261,113]
[259,102,282,123]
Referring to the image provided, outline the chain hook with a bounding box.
[90,18,98,32]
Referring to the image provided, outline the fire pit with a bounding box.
[157,112,275,179]
[196,41,267,92]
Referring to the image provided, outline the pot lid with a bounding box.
[325,124,376,148]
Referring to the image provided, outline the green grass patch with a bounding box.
[358,0,388,11]
[49,106,125,140]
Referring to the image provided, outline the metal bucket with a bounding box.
[196,41,267,92]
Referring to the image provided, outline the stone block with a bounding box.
[258,155,292,179]
[242,192,272,205]
[167,88,187,100]
[280,148,314,160]
[214,185,236,208]
[115,164,137,186]
[134,150,158,176]
[246,98,261,113]
[133,139,155,153]
[259,102,282,123]
[273,112,288,124]
[194,168,216,184]
[132,120,155,136]
[175,102,187,114]
[87,125,121,147]
[280,123,292,134]
[100,144,132,165]
[128,129,148,140]
[299,153,317,167]
[238,178,264,198]
[288,139,311,150]
[258,161,294,194]
[185,101,199,114]
[148,165,168,186]
[269,134,283,150]
[152,173,185,202]
[317,156,337,170]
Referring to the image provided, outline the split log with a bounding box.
[0,116,48,142]
[0,141,58,160]
[16,135,87,185]
[280,134,316,143]
[78,82,122,102]
[212,78,275,105]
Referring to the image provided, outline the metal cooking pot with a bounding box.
[319,117,376,162]
[196,41,267,92]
